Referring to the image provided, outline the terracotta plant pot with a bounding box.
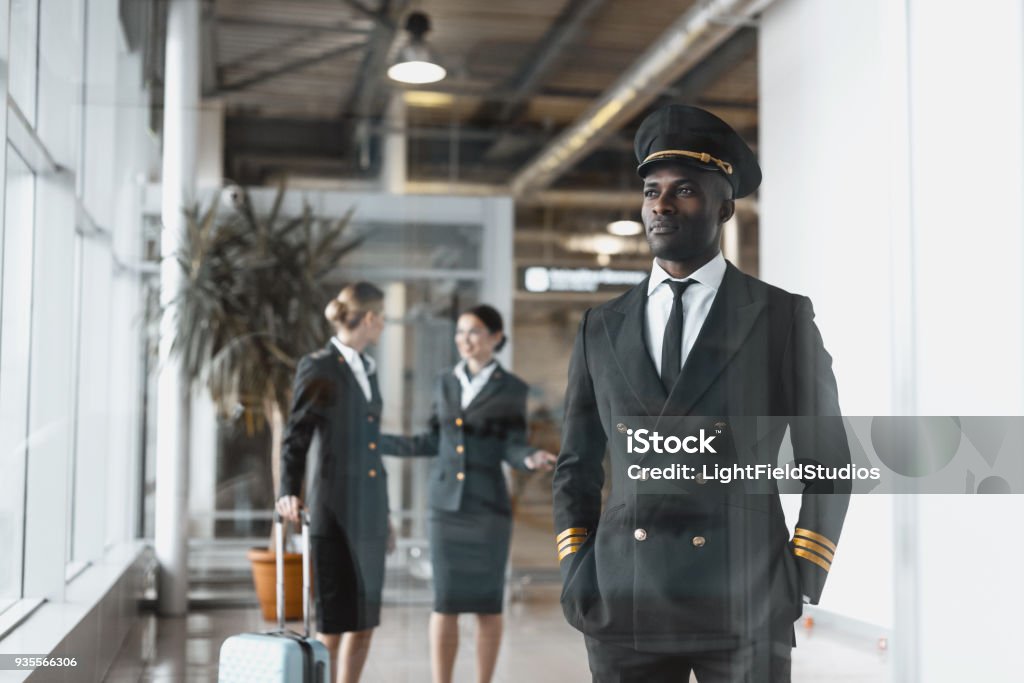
[248,548,310,622]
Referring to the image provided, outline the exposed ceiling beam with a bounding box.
[395,81,602,101]
[217,17,374,34]
[225,117,349,156]
[339,0,410,124]
[492,0,606,125]
[219,41,367,93]
[340,0,385,24]
[401,182,647,209]
[403,82,760,112]
[658,27,757,106]
[219,21,373,73]
[510,0,776,197]
[477,0,606,162]
[225,115,623,147]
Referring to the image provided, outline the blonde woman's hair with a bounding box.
[324,282,385,331]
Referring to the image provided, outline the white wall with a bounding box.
[761,0,1024,677]
[905,2,1024,680]
[907,1,1024,415]
[760,0,904,631]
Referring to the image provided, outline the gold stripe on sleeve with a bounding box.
[558,545,580,561]
[792,537,835,563]
[556,527,588,544]
[794,547,832,572]
[794,527,837,552]
[557,536,586,553]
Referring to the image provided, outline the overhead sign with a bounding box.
[522,267,646,293]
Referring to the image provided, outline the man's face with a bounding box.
[641,163,734,262]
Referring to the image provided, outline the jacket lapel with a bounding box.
[328,341,370,406]
[601,279,667,418]
[327,341,350,383]
[441,371,460,413]
[664,262,764,416]
[463,363,507,413]
[368,371,382,413]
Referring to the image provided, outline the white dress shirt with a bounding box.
[645,251,727,376]
[331,336,376,402]
[453,359,498,410]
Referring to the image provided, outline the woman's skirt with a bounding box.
[428,494,512,614]
[310,513,387,633]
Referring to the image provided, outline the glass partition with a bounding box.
[0,145,35,614]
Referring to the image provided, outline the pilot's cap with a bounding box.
[634,104,761,198]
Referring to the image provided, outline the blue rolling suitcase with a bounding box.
[218,511,330,682]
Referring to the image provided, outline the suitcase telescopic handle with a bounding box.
[273,509,312,637]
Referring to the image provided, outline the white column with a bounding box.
[189,386,217,540]
[379,283,407,525]
[760,0,904,634]
[480,197,515,367]
[196,98,224,189]
[382,95,407,195]
[760,0,1024,679]
[156,0,201,616]
[904,2,1024,681]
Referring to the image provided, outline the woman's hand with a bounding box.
[525,449,557,472]
[387,518,397,555]
[275,495,303,523]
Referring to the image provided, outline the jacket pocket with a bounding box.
[721,493,776,515]
[600,502,626,521]
[781,541,804,619]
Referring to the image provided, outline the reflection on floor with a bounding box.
[104,499,890,681]
[102,589,890,682]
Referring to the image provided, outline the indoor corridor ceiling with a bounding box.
[192,0,759,193]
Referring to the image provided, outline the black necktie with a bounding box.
[660,280,695,391]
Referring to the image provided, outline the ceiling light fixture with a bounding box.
[387,12,446,85]
[607,219,643,236]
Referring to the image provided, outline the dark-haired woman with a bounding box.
[276,282,391,683]
[383,305,557,683]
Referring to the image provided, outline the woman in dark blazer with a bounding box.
[382,305,556,683]
[276,282,390,683]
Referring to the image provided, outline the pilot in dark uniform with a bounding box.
[382,305,556,683]
[276,282,390,683]
[552,105,851,682]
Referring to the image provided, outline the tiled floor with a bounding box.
[103,500,890,682]
[102,597,890,682]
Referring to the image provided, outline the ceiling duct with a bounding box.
[510,0,775,197]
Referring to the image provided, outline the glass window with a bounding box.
[71,238,113,565]
[8,0,39,124]
[0,145,36,611]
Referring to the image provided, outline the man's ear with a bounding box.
[719,198,735,224]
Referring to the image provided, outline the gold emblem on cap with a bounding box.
[642,149,734,175]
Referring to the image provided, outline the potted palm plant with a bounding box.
[170,184,362,620]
